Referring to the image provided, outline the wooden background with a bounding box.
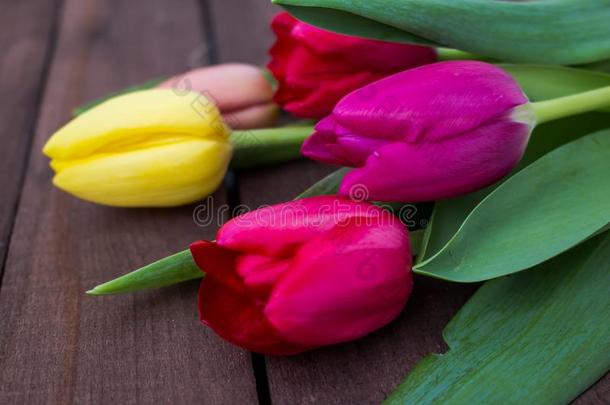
[0,0,607,403]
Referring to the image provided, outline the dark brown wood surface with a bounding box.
[0,0,62,277]
[0,1,607,404]
[0,0,257,403]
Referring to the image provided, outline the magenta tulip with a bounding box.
[301,61,536,202]
[189,196,412,355]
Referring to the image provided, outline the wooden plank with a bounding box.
[207,0,280,64]
[0,0,258,403]
[0,0,61,274]
[575,378,610,404]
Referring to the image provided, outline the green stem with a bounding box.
[532,85,610,124]
[230,126,314,169]
[436,48,487,62]
[261,67,278,91]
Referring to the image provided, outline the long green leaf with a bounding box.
[275,0,610,65]
[87,250,199,295]
[415,130,610,282]
[87,167,425,295]
[387,232,610,404]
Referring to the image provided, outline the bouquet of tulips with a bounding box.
[43,2,610,403]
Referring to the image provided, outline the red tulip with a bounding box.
[189,196,412,355]
[267,12,437,118]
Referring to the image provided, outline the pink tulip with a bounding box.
[158,63,278,129]
[189,196,412,355]
[301,61,536,202]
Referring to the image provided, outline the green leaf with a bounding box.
[387,232,610,404]
[72,77,165,116]
[86,250,200,295]
[275,0,610,65]
[419,65,610,263]
[282,5,436,46]
[415,129,610,282]
[419,111,610,263]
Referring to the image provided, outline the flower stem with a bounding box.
[532,85,610,124]
[436,48,487,62]
[230,125,314,169]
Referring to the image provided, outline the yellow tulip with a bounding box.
[43,89,232,207]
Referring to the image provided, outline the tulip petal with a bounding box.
[236,254,292,301]
[291,18,436,71]
[339,118,532,202]
[190,241,242,290]
[265,216,412,346]
[192,240,311,355]
[282,70,376,119]
[268,13,301,83]
[51,139,231,207]
[302,116,389,166]
[222,103,279,130]
[332,61,529,142]
[217,196,383,256]
[43,89,230,161]
[300,118,343,165]
[199,277,312,355]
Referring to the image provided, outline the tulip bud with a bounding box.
[158,63,279,129]
[268,12,437,119]
[189,196,412,355]
[302,61,536,202]
[43,89,232,207]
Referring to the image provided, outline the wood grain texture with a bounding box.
[0,0,258,403]
[207,0,280,64]
[0,0,61,276]
[575,377,610,405]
